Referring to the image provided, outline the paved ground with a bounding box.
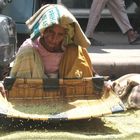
[87,32,140,79]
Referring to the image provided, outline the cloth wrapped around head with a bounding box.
[26,4,90,48]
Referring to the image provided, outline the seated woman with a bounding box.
[10,4,96,79]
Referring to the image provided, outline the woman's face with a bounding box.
[43,24,66,52]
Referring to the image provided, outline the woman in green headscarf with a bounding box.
[10,4,96,79]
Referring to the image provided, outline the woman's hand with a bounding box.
[0,82,6,97]
[104,80,112,92]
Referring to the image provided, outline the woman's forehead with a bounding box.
[44,24,66,33]
[48,24,65,29]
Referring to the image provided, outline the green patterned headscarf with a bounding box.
[26,4,90,48]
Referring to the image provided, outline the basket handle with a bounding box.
[3,76,16,90]
[92,76,104,92]
[43,78,59,90]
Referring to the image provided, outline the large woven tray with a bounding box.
[0,76,125,122]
